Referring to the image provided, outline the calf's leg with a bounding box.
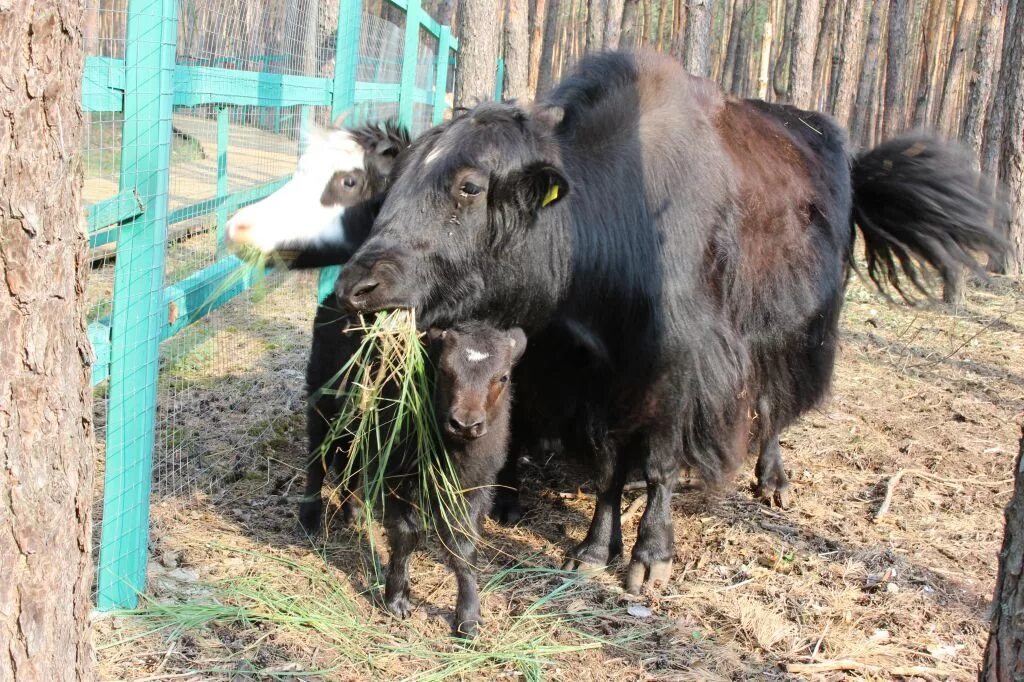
[439,490,489,638]
[489,453,522,525]
[383,497,422,619]
[298,407,332,533]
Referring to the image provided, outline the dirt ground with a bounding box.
[92,266,1024,681]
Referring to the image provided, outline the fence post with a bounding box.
[97,0,178,610]
[319,0,364,304]
[495,57,505,101]
[215,105,229,254]
[432,25,452,125]
[398,0,422,131]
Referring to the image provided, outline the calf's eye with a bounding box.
[343,176,358,189]
[498,375,509,384]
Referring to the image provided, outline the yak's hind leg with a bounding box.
[624,437,680,594]
[489,452,522,525]
[755,429,791,508]
[383,496,422,619]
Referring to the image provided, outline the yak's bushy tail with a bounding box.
[850,134,1006,299]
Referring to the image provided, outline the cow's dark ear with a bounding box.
[518,162,569,211]
[507,327,527,365]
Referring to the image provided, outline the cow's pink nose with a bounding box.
[226,218,253,244]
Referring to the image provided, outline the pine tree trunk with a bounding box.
[504,0,531,101]
[811,0,838,110]
[642,0,654,45]
[456,0,503,106]
[981,429,1024,679]
[587,0,606,51]
[0,2,95,680]
[850,0,887,146]
[965,0,1008,157]
[528,0,548,97]
[538,0,562,92]
[621,0,640,47]
[912,0,947,127]
[789,0,823,108]
[996,0,1024,277]
[605,0,626,48]
[733,1,753,96]
[686,0,712,78]
[724,0,746,93]
[833,0,866,125]
[938,0,980,135]
[773,0,796,98]
[883,0,911,138]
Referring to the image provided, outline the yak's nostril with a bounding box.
[352,279,379,300]
[447,416,465,432]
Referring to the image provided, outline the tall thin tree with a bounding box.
[504,0,531,101]
[883,0,911,138]
[686,0,713,78]
[0,1,95,679]
[789,0,824,108]
[850,0,888,145]
[455,0,503,106]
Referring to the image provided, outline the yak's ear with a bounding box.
[513,162,569,211]
[530,103,565,130]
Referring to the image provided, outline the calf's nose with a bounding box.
[446,413,486,440]
[226,216,252,244]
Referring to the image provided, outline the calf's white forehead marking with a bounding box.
[424,143,446,166]
[465,348,489,362]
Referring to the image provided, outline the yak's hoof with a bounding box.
[386,593,413,619]
[561,540,622,572]
[755,471,792,509]
[453,616,480,640]
[489,492,523,526]
[298,499,323,535]
[339,499,363,526]
[624,558,673,595]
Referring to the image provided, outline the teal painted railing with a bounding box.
[85,0,460,610]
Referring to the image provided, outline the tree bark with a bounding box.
[981,429,1024,679]
[850,0,887,146]
[455,0,503,106]
[758,19,775,99]
[641,0,654,46]
[789,0,824,108]
[962,0,1007,155]
[724,0,746,93]
[773,0,797,99]
[883,0,911,138]
[0,2,95,681]
[587,0,606,51]
[685,0,712,78]
[504,0,531,101]
[528,0,548,97]
[620,0,640,48]
[937,0,980,135]
[604,0,626,48]
[811,0,838,110]
[538,0,562,93]
[833,0,866,125]
[995,0,1024,277]
[912,0,947,127]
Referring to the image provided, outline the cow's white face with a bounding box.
[226,128,367,253]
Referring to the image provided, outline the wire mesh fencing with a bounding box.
[83,0,460,610]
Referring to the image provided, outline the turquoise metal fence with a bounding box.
[84,0,459,611]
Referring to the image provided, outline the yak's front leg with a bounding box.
[625,439,680,594]
[755,428,791,508]
[383,496,422,619]
[562,444,631,571]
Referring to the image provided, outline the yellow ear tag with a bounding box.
[541,183,560,207]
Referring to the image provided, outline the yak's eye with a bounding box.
[342,175,358,189]
[498,374,509,384]
[460,181,483,197]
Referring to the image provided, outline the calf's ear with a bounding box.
[507,328,528,365]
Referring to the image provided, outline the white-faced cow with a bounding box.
[225,119,412,531]
[338,51,1004,594]
[227,120,409,267]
